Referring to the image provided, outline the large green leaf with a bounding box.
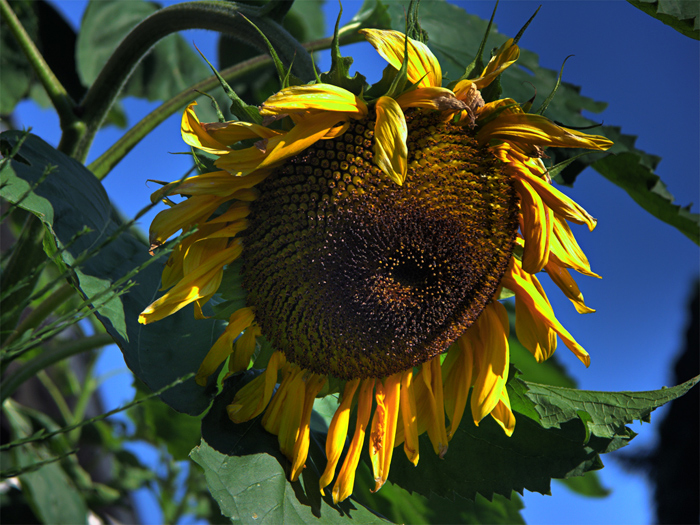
[378,0,699,244]
[0,130,221,415]
[194,373,388,524]
[76,0,211,103]
[627,0,699,40]
[3,400,88,524]
[386,375,698,501]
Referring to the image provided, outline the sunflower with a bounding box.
[139,28,612,503]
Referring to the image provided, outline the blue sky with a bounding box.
[13,1,699,523]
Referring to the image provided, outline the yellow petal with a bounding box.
[474,39,520,89]
[399,370,419,466]
[395,87,464,112]
[228,323,263,374]
[550,216,600,277]
[291,374,327,481]
[181,102,230,155]
[261,365,295,435]
[515,276,558,363]
[277,368,306,459]
[139,241,243,324]
[195,306,255,385]
[545,260,596,314]
[420,356,449,458]
[149,195,227,246]
[360,29,442,88]
[227,351,286,422]
[332,379,374,504]
[471,301,510,424]
[479,111,614,151]
[203,120,283,145]
[155,170,269,198]
[369,373,402,493]
[374,96,408,185]
[490,389,516,437]
[261,84,368,116]
[443,335,475,440]
[515,177,552,273]
[319,379,361,493]
[502,258,591,367]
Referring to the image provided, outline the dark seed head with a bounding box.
[242,110,519,379]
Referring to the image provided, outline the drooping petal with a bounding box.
[277,368,306,459]
[502,258,591,367]
[369,373,402,492]
[149,195,227,247]
[395,87,465,113]
[360,29,442,87]
[138,241,243,324]
[291,374,327,481]
[203,120,283,145]
[319,379,360,494]
[420,356,449,457]
[261,365,295,435]
[261,84,368,116]
[228,323,263,374]
[470,301,510,425]
[227,351,286,423]
[374,96,408,185]
[181,102,230,155]
[545,259,596,314]
[550,216,601,277]
[155,171,269,198]
[515,276,558,363]
[478,110,614,152]
[332,379,374,504]
[399,369,419,466]
[194,306,255,385]
[515,177,552,273]
[490,389,516,437]
[474,38,520,89]
[443,334,475,440]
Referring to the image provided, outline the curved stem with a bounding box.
[0,0,84,156]
[88,31,365,180]
[75,0,315,164]
[0,332,114,404]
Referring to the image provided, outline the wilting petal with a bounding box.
[374,96,408,185]
[227,351,286,422]
[399,370,419,466]
[515,276,558,363]
[332,379,374,504]
[479,111,614,151]
[369,373,402,492]
[515,177,552,273]
[155,171,269,198]
[550,216,600,276]
[203,120,283,145]
[319,379,360,493]
[545,259,596,314]
[490,389,516,437]
[443,335,475,439]
[360,29,442,88]
[291,374,327,481]
[471,301,510,424]
[420,356,449,457]
[149,195,227,246]
[139,241,243,324]
[502,258,591,367]
[195,306,255,385]
[181,102,230,155]
[228,323,263,374]
[474,39,520,89]
[261,84,368,116]
[395,87,465,112]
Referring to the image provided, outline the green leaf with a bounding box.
[592,151,700,244]
[556,471,610,498]
[76,0,210,103]
[3,399,88,524]
[520,374,700,437]
[0,130,222,415]
[387,375,698,501]
[626,0,699,40]
[196,374,389,524]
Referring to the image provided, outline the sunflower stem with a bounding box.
[75,0,316,165]
[0,333,113,404]
[0,0,85,156]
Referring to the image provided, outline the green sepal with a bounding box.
[193,90,225,123]
[457,0,499,84]
[535,55,573,116]
[405,0,427,43]
[193,45,262,124]
[319,5,368,95]
[512,6,541,45]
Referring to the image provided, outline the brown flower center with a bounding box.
[241,110,519,379]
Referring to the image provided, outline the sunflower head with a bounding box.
[140,21,612,502]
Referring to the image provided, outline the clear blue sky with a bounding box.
[14,1,699,523]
